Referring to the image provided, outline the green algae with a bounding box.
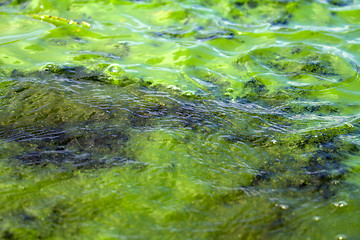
[1,0,360,239]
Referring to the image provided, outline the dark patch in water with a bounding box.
[271,14,293,26]
[234,1,244,8]
[243,78,268,96]
[129,104,167,127]
[43,64,108,82]
[252,129,358,199]
[327,0,353,6]
[7,124,132,169]
[196,32,235,41]
[49,39,67,46]
[0,0,28,6]
[281,102,341,116]
[2,231,14,240]
[247,0,258,9]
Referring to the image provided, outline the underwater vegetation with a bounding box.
[1,0,360,239]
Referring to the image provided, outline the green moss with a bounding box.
[1,0,360,239]
[0,78,109,127]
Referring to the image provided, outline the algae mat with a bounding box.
[1,0,360,239]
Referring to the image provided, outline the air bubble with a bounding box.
[332,180,340,185]
[106,64,124,74]
[43,63,55,71]
[182,91,195,97]
[275,203,288,210]
[335,234,347,240]
[167,85,180,91]
[334,201,347,208]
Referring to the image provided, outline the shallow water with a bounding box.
[0,0,360,239]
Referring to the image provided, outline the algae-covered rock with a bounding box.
[232,45,359,107]
[235,45,358,91]
[0,77,109,127]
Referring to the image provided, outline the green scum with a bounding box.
[1,0,360,239]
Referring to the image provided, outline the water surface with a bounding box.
[1,0,360,239]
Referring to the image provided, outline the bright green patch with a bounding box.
[1,0,360,239]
